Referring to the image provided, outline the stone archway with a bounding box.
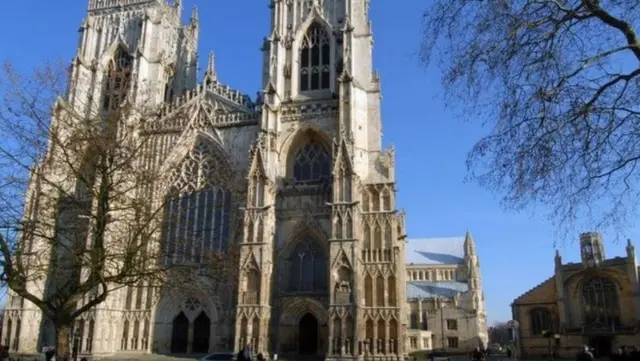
[193,311,211,353]
[298,313,318,354]
[171,312,189,353]
[278,298,328,355]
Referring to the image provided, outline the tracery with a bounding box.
[581,277,620,328]
[299,23,331,91]
[162,138,232,264]
[289,236,327,292]
[292,140,331,183]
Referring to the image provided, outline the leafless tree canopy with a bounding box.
[0,60,238,358]
[422,0,640,236]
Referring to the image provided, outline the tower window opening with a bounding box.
[299,24,331,91]
[103,49,134,112]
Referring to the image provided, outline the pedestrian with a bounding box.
[576,345,595,361]
[506,347,513,359]
[471,347,485,361]
[257,353,265,361]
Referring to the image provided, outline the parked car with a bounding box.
[199,353,236,361]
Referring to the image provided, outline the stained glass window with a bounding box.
[292,141,331,183]
[289,237,327,292]
[582,277,620,328]
[162,139,232,265]
[529,308,552,335]
[299,23,331,91]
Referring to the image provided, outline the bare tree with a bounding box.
[0,59,237,359]
[421,0,640,237]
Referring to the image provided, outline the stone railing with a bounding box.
[89,0,155,11]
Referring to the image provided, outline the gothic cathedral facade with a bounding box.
[2,0,487,358]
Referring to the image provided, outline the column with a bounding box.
[418,299,423,330]
[187,321,194,353]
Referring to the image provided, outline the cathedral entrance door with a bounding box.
[298,313,318,354]
[589,336,612,357]
[171,312,189,353]
[193,311,211,353]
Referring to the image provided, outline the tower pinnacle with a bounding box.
[204,51,217,82]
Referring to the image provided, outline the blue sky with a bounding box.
[0,1,635,325]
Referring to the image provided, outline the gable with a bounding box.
[513,276,556,305]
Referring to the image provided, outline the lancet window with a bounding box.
[292,140,331,183]
[581,277,621,328]
[162,139,232,265]
[299,23,331,91]
[103,48,134,111]
[288,236,327,292]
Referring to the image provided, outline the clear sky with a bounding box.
[0,0,635,325]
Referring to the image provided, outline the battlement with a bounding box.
[158,80,254,119]
[88,0,161,12]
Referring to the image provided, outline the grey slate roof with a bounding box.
[405,237,466,265]
[406,281,469,299]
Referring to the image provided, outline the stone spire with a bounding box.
[464,231,476,257]
[190,5,199,26]
[627,238,636,259]
[204,51,217,82]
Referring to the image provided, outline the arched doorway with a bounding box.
[193,311,211,353]
[298,313,318,354]
[171,312,189,353]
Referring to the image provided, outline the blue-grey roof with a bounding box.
[406,281,469,299]
[405,237,466,265]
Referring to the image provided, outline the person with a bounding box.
[506,347,513,359]
[237,343,253,361]
[256,353,265,361]
[471,346,485,361]
[576,345,595,361]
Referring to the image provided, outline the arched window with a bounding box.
[529,308,552,336]
[582,277,621,328]
[103,48,134,111]
[292,140,331,183]
[289,236,327,292]
[299,23,331,91]
[162,139,232,265]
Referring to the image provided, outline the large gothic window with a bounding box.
[103,48,134,111]
[581,277,621,329]
[299,23,331,91]
[289,236,327,292]
[529,308,552,336]
[162,139,232,265]
[292,140,331,183]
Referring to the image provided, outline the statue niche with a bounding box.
[334,266,352,304]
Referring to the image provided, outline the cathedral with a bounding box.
[2,0,487,358]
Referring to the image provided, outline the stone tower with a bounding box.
[69,0,198,114]
[234,0,407,359]
[580,231,605,267]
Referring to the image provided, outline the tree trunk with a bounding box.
[55,323,72,361]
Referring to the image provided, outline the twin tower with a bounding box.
[6,0,414,359]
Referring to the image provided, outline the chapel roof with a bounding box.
[406,280,469,299]
[405,237,466,265]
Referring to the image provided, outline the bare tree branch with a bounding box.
[421,0,640,238]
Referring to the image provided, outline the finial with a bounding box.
[190,5,199,24]
[205,51,217,82]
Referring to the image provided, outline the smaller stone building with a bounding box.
[512,232,640,358]
[404,233,488,353]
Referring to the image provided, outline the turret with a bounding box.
[580,232,605,267]
[554,249,562,269]
[464,231,477,257]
